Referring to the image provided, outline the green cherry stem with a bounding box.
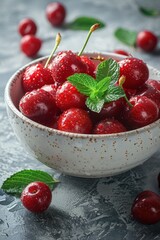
[44,33,61,68]
[78,23,100,56]
[119,75,133,108]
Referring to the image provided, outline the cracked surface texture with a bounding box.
[0,0,160,239]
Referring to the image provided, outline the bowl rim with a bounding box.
[5,51,160,139]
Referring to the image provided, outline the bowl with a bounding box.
[4,52,160,178]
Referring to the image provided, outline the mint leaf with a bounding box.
[1,170,58,196]
[66,16,105,30]
[96,59,120,84]
[86,97,105,113]
[139,7,160,17]
[96,77,111,94]
[114,28,137,46]
[68,73,97,96]
[104,85,125,102]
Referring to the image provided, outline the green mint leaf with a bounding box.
[1,170,59,197]
[114,28,137,46]
[66,16,105,30]
[96,58,120,84]
[67,73,97,96]
[104,85,125,103]
[86,97,104,113]
[96,77,111,94]
[139,7,160,17]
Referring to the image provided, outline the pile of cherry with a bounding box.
[19,29,160,135]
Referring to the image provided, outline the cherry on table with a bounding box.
[18,18,37,36]
[20,35,42,57]
[131,190,160,224]
[136,30,158,52]
[46,2,66,27]
[21,181,52,213]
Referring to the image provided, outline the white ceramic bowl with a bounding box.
[4,52,160,178]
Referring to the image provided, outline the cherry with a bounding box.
[46,2,66,27]
[19,89,57,126]
[20,35,42,57]
[56,81,86,111]
[49,24,100,85]
[136,30,158,52]
[146,79,160,92]
[41,83,58,101]
[22,33,61,93]
[114,49,130,56]
[80,55,96,78]
[137,84,160,111]
[18,18,37,36]
[21,181,52,213]
[91,98,125,121]
[57,108,93,134]
[119,58,149,89]
[22,63,54,92]
[93,118,127,134]
[131,190,160,224]
[123,96,159,129]
[49,50,87,85]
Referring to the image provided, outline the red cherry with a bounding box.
[137,84,160,110]
[18,18,37,36]
[57,108,93,134]
[19,89,57,126]
[80,55,96,78]
[93,118,127,134]
[20,35,42,57]
[21,182,52,213]
[146,79,160,92]
[22,63,54,92]
[100,98,125,119]
[90,98,125,122]
[48,51,87,85]
[56,81,86,111]
[119,58,149,89]
[46,2,66,27]
[123,96,159,129]
[136,30,158,52]
[41,83,58,101]
[114,49,130,56]
[131,190,160,224]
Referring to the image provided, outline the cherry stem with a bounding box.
[44,33,61,68]
[119,75,133,108]
[78,23,100,56]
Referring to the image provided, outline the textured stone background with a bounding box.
[0,0,160,239]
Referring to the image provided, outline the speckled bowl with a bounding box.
[4,52,160,178]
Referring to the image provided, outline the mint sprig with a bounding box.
[1,170,59,197]
[68,58,127,113]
